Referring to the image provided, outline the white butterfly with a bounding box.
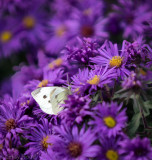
[31,87,70,115]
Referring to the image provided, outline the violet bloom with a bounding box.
[0,18,21,57]
[45,18,78,53]
[49,124,100,159]
[90,102,127,137]
[91,41,130,79]
[59,94,92,125]
[0,132,22,160]
[66,37,99,65]
[122,38,152,68]
[24,118,53,159]
[0,96,34,137]
[112,0,152,39]
[98,135,124,160]
[71,66,116,94]
[119,137,152,160]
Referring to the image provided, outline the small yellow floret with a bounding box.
[0,31,12,42]
[103,116,116,128]
[23,16,35,28]
[109,56,123,68]
[56,26,66,37]
[38,80,48,88]
[88,75,100,85]
[106,150,119,160]
[41,136,52,149]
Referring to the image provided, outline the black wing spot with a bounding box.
[43,95,47,99]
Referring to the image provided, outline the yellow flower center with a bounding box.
[23,16,35,28]
[106,150,119,160]
[5,119,16,131]
[83,8,92,15]
[88,75,100,85]
[38,80,48,88]
[109,56,123,68]
[103,116,116,128]
[56,26,66,37]
[139,68,147,76]
[41,136,52,150]
[48,58,63,69]
[0,31,12,42]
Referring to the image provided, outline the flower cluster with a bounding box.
[0,0,152,159]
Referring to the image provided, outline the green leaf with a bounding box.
[128,112,141,136]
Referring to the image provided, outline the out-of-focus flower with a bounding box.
[119,137,152,160]
[90,102,127,137]
[49,124,100,159]
[0,19,22,57]
[111,0,152,39]
[91,41,130,79]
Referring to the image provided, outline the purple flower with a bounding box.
[49,124,100,159]
[119,137,152,160]
[90,102,127,137]
[0,96,34,137]
[122,38,152,68]
[91,41,130,79]
[98,135,125,160]
[59,94,92,125]
[0,18,22,57]
[112,0,152,39]
[0,132,22,159]
[24,118,53,159]
[66,37,99,65]
[122,71,142,90]
[71,65,116,94]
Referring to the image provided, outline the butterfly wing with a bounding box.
[31,87,70,115]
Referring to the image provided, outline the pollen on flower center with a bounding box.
[38,80,48,88]
[5,119,16,131]
[41,136,52,150]
[55,58,63,66]
[109,56,123,68]
[23,16,35,28]
[103,116,116,128]
[83,8,92,16]
[0,31,12,42]
[68,142,82,158]
[56,26,66,37]
[106,150,119,160]
[88,75,100,85]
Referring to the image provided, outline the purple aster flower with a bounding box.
[91,40,130,79]
[90,102,127,137]
[122,37,152,68]
[0,132,22,160]
[122,71,142,91]
[71,65,116,95]
[0,96,34,137]
[66,37,99,65]
[49,124,100,159]
[59,94,92,125]
[97,135,125,160]
[0,18,22,57]
[12,65,42,100]
[112,0,152,39]
[45,18,78,53]
[119,136,152,160]
[24,118,53,159]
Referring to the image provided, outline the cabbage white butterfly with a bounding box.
[31,87,70,115]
